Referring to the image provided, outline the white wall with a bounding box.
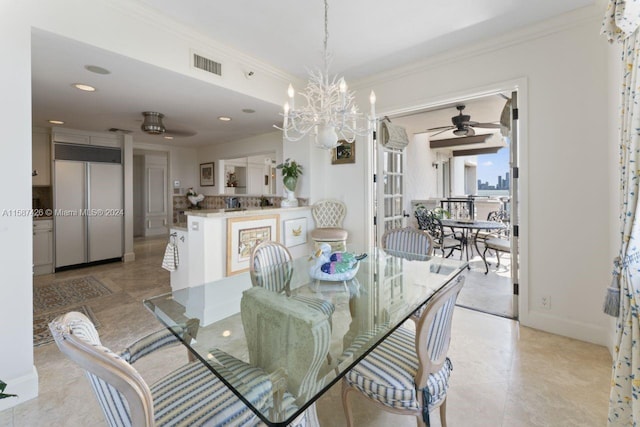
[0,2,38,410]
[348,7,614,345]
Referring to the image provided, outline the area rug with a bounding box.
[33,276,112,312]
[33,305,100,347]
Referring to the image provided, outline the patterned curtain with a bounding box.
[602,1,640,425]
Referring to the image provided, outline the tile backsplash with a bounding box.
[172,195,308,224]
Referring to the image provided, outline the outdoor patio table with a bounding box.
[144,247,467,426]
[440,219,507,266]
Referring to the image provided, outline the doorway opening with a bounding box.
[374,90,520,319]
[133,150,169,238]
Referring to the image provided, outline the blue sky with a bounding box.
[476,142,510,186]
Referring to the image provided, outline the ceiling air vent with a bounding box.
[193,53,222,76]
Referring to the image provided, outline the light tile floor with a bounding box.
[0,236,611,426]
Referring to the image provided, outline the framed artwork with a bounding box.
[226,214,280,276]
[200,162,215,186]
[332,140,355,165]
[283,217,307,247]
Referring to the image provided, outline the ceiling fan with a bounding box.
[140,111,197,138]
[427,104,501,137]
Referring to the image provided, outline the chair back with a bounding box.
[413,276,465,390]
[414,208,445,244]
[381,227,434,260]
[312,199,346,229]
[250,241,294,295]
[486,209,508,223]
[49,311,154,427]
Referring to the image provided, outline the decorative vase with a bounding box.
[281,176,298,207]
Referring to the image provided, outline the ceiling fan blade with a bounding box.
[165,129,197,137]
[427,125,455,132]
[471,123,501,129]
[429,128,453,138]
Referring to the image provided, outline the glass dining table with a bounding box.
[144,247,467,426]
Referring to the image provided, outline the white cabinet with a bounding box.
[32,129,51,186]
[52,129,121,148]
[33,219,53,275]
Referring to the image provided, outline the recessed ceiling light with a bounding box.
[73,83,96,92]
[241,108,255,114]
[48,120,64,125]
[218,116,232,122]
[85,65,110,75]
[164,136,174,140]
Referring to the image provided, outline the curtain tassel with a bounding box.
[603,256,621,317]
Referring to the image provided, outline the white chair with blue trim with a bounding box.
[381,226,434,261]
[341,275,465,427]
[49,311,270,427]
[250,240,335,320]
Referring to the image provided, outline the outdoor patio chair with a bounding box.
[414,208,463,258]
[342,275,465,427]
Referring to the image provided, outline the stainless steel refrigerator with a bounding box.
[54,143,123,269]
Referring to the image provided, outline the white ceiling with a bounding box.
[31,0,596,147]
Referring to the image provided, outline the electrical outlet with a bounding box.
[541,295,551,309]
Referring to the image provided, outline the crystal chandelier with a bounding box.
[276,0,376,150]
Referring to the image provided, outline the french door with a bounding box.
[375,145,406,244]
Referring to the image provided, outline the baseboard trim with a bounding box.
[123,252,135,262]
[0,366,38,412]
[524,310,610,347]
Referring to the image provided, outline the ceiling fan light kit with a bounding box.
[141,111,166,135]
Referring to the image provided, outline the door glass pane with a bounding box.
[394,176,402,194]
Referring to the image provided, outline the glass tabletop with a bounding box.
[440,219,508,230]
[144,247,467,426]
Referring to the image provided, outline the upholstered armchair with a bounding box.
[342,275,465,427]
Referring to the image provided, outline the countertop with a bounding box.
[184,206,310,219]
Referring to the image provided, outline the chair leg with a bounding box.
[439,398,447,427]
[482,246,490,275]
[496,251,501,268]
[341,379,356,427]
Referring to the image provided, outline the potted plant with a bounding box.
[276,158,303,207]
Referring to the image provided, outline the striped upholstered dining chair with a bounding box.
[342,275,465,427]
[250,241,335,319]
[381,226,434,321]
[49,311,270,427]
[381,226,434,261]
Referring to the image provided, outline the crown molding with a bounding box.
[352,3,603,90]
[105,0,301,86]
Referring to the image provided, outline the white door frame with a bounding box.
[364,77,529,323]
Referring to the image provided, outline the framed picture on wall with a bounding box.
[200,162,215,186]
[332,140,355,165]
[283,217,307,247]
[226,214,280,276]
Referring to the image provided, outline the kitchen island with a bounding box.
[168,206,314,324]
